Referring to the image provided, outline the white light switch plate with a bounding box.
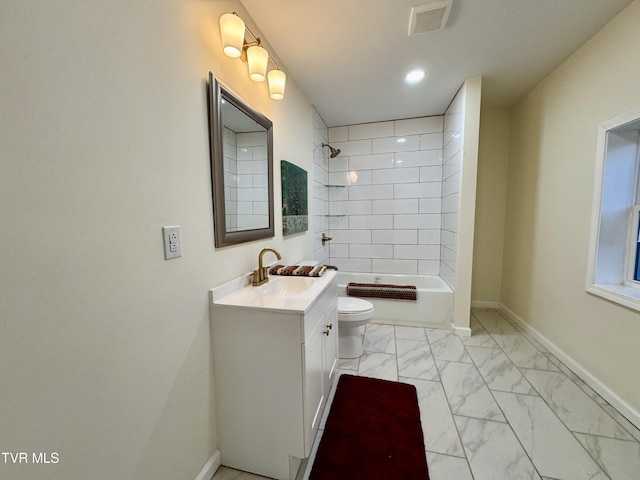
[162,226,182,260]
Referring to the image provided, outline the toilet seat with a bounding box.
[338,297,374,322]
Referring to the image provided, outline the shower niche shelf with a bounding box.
[323,184,346,188]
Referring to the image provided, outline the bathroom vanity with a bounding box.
[209,271,338,480]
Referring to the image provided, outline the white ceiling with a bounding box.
[240,0,632,127]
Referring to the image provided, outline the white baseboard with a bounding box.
[451,322,471,338]
[470,300,501,309]
[195,450,221,480]
[498,303,640,431]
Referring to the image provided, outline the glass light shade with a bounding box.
[247,45,268,82]
[220,13,245,58]
[268,69,286,100]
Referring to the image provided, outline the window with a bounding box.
[587,109,640,311]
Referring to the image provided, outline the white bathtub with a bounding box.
[337,272,453,329]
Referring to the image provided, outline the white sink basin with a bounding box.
[211,270,337,313]
[255,276,315,296]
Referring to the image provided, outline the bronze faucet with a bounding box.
[252,248,282,286]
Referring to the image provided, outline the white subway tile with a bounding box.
[373,135,420,154]
[419,166,443,183]
[350,244,393,259]
[237,132,267,147]
[330,156,349,172]
[395,150,442,168]
[237,160,267,175]
[419,198,442,213]
[420,133,443,150]
[349,121,394,140]
[441,244,457,264]
[440,262,456,289]
[329,170,372,186]
[442,213,459,232]
[418,229,441,244]
[330,200,372,215]
[443,176,460,196]
[328,215,349,230]
[333,139,372,156]
[349,153,394,170]
[253,202,269,215]
[394,214,441,229]
[237,188,268,202]
[395,116,443,136]
[329,185,349,201]
[315,215,329,233]
[329,243,349,257]
[418,260,440,275]
[441,194,459,214]
[393,183,441,199]
[394,244,440,260]
[441,230,456,249]
[372,259,418,275]
[330,229,371,244]
[252,146,267,161]
[443,151,461,177]
[372,229,418,244]
[444,134,462,160]
[252,174,268,188]
[328,126,348,142]
[372,199,419,214]
[372,167,420,185]
[313,164,329,185]
[236,147,252,161]
[349,215,393,230]
[236,202,252,214]
[350,184,394,200]
[334,257,372,273]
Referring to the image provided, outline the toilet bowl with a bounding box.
[337,297,375,359]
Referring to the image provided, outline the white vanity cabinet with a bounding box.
[209,272,338,480]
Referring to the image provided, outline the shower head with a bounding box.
[322,143,341,159]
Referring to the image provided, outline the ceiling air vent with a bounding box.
[408,0,452,35]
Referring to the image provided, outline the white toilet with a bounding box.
[337,297,375,358]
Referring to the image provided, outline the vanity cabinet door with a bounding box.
[304,317,325,455]
[322,298,338,390]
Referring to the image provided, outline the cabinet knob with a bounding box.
[323,329,331,336]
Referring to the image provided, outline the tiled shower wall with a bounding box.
[312,108,330,264]
[325,117,444,275]
[223,128,269,231]
[441,90,464,288]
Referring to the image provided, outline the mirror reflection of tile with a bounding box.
[281,160,308,236]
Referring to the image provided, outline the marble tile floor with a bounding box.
[213,308,640,480]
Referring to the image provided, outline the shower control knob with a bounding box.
[327,323,333,330]
[321,233,333,246]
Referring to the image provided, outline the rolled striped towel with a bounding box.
[269,264,327,277]
[346,282,417,301]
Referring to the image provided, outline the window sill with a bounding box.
[587,283,640,312]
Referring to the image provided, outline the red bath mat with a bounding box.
[309,374,429,480]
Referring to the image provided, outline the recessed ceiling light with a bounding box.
[405,69,425,84]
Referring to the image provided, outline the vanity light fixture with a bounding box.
[219,12,287,100]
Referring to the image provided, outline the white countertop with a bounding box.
[210,270,337,314]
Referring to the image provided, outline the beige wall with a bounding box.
[472,108,510,303]
[502,1,640,413]
[0,1,313,479]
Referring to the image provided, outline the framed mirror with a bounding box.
[208,72,274,247]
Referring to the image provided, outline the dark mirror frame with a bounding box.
[208,72,274,247]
